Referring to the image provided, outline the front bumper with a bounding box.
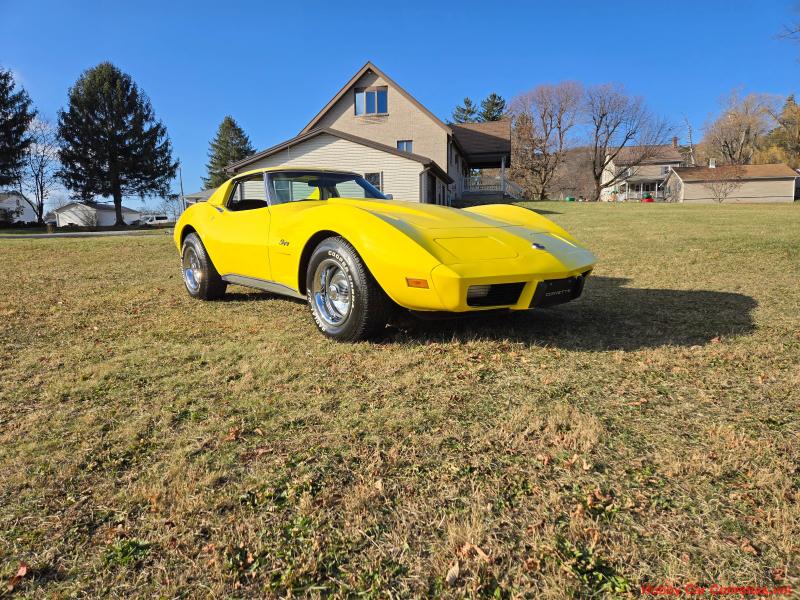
[427,263,594,312]
[422,235,597,312]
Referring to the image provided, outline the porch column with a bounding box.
[501,155,506,196]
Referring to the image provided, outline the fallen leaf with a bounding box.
[223,427,242,442]
[445,561,460,586]
[6,562,29,593]
[740,539,760,556]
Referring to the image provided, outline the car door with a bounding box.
[264,173,326,289]
[204,174,271,281]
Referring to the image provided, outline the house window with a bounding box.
[355,86,388,115]
[364,172,383,192]
[397,140,413,153]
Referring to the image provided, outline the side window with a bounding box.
[227,176,268,211]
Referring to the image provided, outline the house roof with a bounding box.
[612,144,684,166]
[54,202,138,213]
[451,120,511,166]
[225,127,453,184]
[670,163,798,182]
[184,189,216,201]
[299,61,451,136]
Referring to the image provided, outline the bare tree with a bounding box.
[702,165,745,203]
[19,118,59,224]
[583,84,672,202]
[510,82,582,200]
[703,91,775,165]
[159,194,183,221]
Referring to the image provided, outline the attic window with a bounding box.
[355,86,388,115]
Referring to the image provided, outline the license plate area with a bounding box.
[530,275,586,308]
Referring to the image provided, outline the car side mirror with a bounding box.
[384,194,393,200]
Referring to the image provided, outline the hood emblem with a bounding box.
[532,242,546,250]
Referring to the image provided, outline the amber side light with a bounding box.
[405,278,429,289]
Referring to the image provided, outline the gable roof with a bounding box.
[184,189,216,202]
[299,61,451,136]
[226,127,453,183]
[669,163,798,183]
[54,202,139,214]
[612,144,684,166]
[451,120,511,163]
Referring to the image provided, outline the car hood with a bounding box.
[330,198,592,267]
[329,198,545,232]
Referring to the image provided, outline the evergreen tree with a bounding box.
[479,93,507,122]
[452,98,479,124]
[0,68,36,188]
[57,62,177,226]
[204,116,255,188]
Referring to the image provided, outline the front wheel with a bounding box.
[306,237,390,341]
[181,233,227,300]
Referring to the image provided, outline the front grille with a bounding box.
[467,282,525,307]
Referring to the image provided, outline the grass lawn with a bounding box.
[1,202,798,598]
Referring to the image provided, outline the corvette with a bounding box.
[174,167,596,341]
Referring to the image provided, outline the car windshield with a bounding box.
[266,171,386,204]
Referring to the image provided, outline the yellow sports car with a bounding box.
[174,168,596,341]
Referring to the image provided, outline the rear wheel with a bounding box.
[306,237,390,341]
[181,233,227,300]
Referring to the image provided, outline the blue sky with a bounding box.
[1,0,797,204]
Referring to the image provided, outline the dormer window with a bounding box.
[355,86,388,115]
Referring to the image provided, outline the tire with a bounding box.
[306,237,391,341]
[181,233,227,300]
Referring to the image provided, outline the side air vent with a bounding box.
[467,283,525,307]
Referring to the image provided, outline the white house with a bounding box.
[0,191,38,223]
[51,202,141,227]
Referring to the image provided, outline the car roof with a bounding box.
[234,166,361,179]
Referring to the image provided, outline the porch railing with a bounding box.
[462,176,523,200]
[621,190,665,201]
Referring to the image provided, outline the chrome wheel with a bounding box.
[182,246,202,293]
[311,258,352,326]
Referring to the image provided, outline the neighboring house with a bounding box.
[663,163,798,203]
[601,138,686,201]
[52,202,141,227]
[227,62,514,205]
[0,191,37,223]
[184,189,216,205]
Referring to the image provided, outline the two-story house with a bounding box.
[601,138,686,201]
[226,62,514,205]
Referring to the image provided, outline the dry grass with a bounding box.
[1,202,798,598]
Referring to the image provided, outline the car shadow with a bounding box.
[391,276,758,351]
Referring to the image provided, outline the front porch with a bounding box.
[450,120,518,204]
[619,179,665,201]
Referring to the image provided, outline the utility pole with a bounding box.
[178,165,186,214]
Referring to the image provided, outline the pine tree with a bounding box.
[58,62,177,225]
[479,93,507,122]
[0,68,36,188]
[452,98,479,124]
[203,116,255,188]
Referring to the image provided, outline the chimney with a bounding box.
[672,136,678,149]
[709,158,716,168]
